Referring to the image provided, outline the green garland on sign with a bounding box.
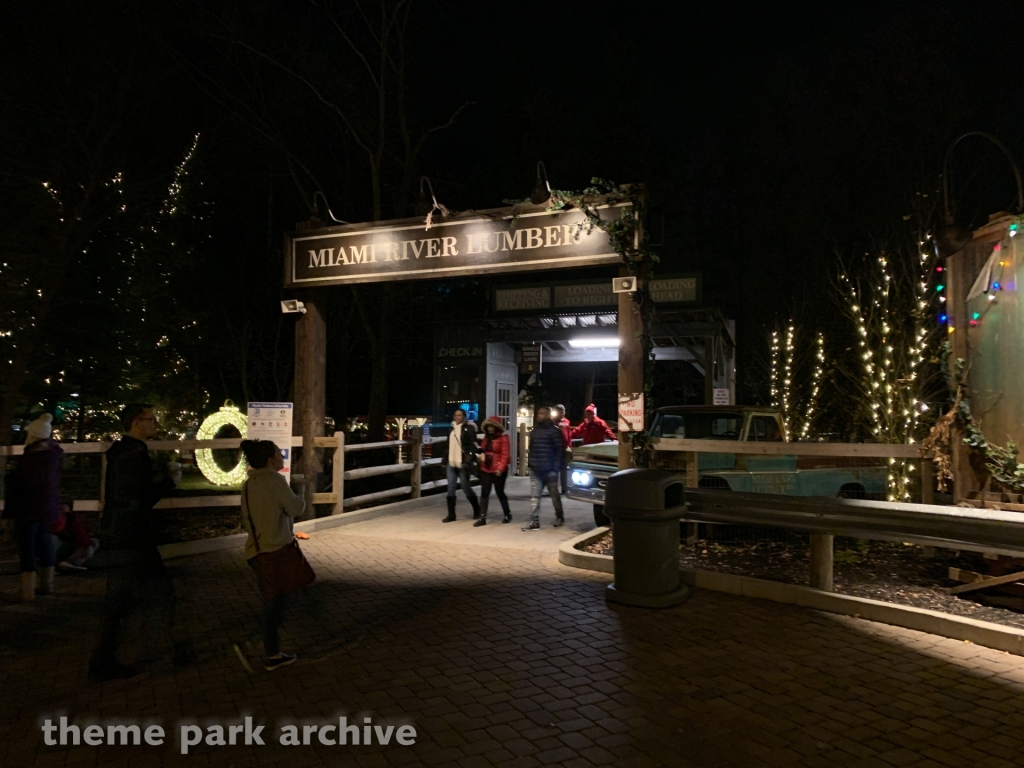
[506,178,659,466]
[945,347,1024,493]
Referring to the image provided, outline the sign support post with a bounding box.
[617,264,644,471]
[704,334,715,405]
[294,290,326,516]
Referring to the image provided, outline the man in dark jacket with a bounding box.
[523,406,565,530]
[440,408,481,523]
[89,403,178,682]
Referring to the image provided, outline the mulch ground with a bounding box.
[154,507,243,544]
[583,526,1024,630]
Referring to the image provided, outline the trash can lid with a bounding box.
[605,468,685,511]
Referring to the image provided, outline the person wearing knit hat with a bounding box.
[26,413,54,443]
[570,403,616,446]
[474,416,512,525]
[3,414,64,601]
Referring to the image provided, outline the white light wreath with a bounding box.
[196,401,248,486]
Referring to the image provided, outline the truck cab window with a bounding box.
[748,416,784,442]
[651,413,742,439]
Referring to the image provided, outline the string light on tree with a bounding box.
[782,324,795,430]
[769,322,825,440]
[798,333,826,441]
[840,237,938,500]
[769,330,780,413]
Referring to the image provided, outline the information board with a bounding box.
[247,402,294,484]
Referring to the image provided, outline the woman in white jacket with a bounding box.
[238,439,305,671]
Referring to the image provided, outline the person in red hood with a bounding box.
[570,404,616,446]
[474,416,512,525]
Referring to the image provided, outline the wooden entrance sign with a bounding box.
[285,197,644,494]
[285,203,630,288]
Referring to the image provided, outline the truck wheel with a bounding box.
[593,504,610,527]
[838,483,866,499]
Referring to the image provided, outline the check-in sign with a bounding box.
[285,203,630,287]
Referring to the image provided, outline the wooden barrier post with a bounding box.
[922,459,936,505]
[518,422,527,476]
[332,431,345,516]
[617,263,644,472]
[685,451,699,546]
[98,452,108,519]
[294,291,327,517]
[810,534,834,591]
[409,427,422,499]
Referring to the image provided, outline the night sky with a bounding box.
[3,0,1023,432]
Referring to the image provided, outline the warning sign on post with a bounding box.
[520,345,542,374]
[247,402,294,484]
[617,393,645,432]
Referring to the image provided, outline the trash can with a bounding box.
[604,468,691,608]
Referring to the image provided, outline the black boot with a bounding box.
[442,496,456,523]
[474,497,488,527]
[470,495,482,520]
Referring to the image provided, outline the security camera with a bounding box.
[612,276,637,294]
[281,300,306,314]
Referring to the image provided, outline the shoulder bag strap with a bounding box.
[244,482,261,554]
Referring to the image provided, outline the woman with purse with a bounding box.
[238,439,313,671]
[474,416,512,526]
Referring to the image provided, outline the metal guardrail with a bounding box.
[682,487,1024,592]
[684,488,1024,558]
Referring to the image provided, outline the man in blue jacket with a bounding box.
[523,406,565,530]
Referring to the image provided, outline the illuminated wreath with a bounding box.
[196,401,248,486]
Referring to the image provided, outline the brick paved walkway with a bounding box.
[3,495,1024,768]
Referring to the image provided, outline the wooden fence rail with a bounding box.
[0,429,444,516]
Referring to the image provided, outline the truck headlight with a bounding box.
[571,470,592,486]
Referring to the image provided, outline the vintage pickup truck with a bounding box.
[567,405,888,526]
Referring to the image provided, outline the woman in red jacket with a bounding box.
[475,416,512,526]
